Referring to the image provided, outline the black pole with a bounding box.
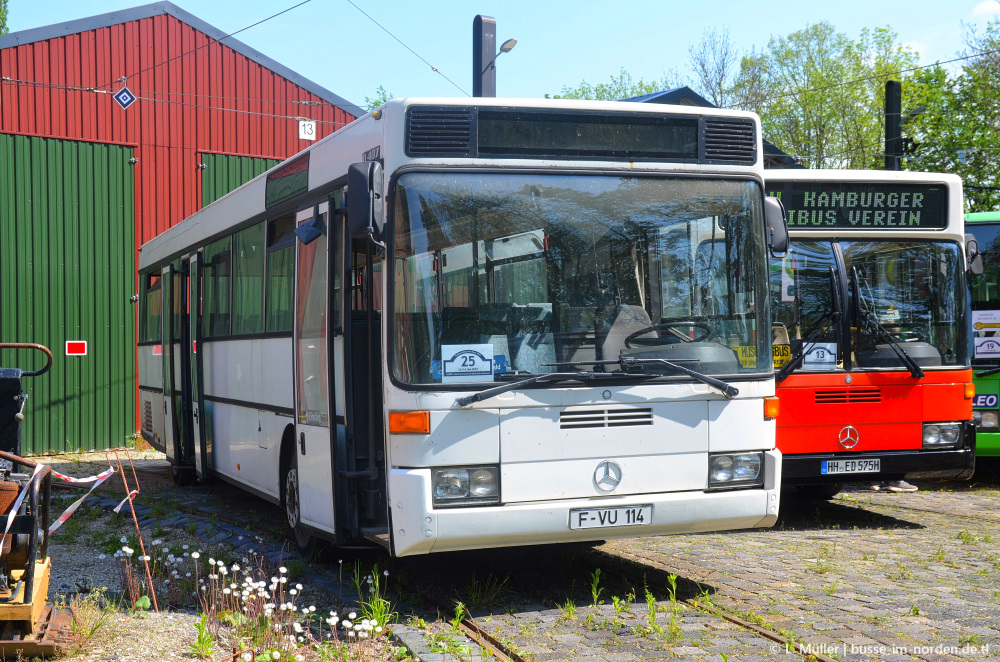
[885,80,902,171]
[473,15,496,97]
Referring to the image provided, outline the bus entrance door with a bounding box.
[161,265,177,467]
[188,253,210,479]
[162,264,196,484]
[293,204,336,536]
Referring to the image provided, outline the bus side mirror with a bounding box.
[347,161,384,240]
[967,234,984,276]
[764,195,788,257]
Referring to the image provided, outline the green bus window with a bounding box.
[234,222,265,335]
[203,237,232,337]
[266,216,295,333]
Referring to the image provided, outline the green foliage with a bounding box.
[134,595,151,610]
[0,0,7,36]
[547,67,682,101]
[365,85,393,111]
[730,22,919,169]
[189,613,218,660]
[904,19,1000,211]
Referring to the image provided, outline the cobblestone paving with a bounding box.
[41,452,1000,661]
[396,481,1000,662]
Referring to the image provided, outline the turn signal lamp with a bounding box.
[965,383,976,399]
[388,410,430,434]
[764,396,779,420]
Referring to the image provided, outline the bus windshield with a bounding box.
[772,240,968,371]
[968,221,1000,367]
[391,172,770,387]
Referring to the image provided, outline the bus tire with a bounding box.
[796,483,842,500]
[284,452,314,550]
[170,464,196,486]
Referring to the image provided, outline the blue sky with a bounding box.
[8,0,1000,110]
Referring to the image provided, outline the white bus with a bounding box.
[138,98,787,556]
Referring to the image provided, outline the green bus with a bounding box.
[966,211,1000,456]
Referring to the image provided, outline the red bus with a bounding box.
[765,170,976,497]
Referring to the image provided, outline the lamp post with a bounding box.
[473,15,517,97]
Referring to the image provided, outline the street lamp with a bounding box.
[473,15,516,97]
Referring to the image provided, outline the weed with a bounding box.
[353,564,397,628]
[960,633,985,646]
[589,568,605,606]
[68,589,115,655]
[824,583,838,595]
[464,571,509,611]
[189,613,217,660]
[451,601,466,634]
[909,605,920,616]
[557,598,577,621]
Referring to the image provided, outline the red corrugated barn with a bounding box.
[0,2,360,452]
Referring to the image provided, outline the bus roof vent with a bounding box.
[703,117,757,164]
[406,107,473,156]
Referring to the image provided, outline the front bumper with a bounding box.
[388,449,782,556]
[783,445,975,485]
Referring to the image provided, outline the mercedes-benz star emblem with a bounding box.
[594,460,623,492]
[838,425,859,449]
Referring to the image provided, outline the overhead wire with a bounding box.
[94,0,316,92]
[343,0,470,97]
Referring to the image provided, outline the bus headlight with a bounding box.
[432,466,500,507]
[974,411,999,429]
[922,423,963,448]
[708,452,764,489]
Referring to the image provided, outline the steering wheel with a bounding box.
[624,321,713,347]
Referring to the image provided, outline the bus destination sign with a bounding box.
[765,182,948,230]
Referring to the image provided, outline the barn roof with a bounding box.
[0,1,364,116]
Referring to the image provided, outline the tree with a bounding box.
[729,22,919,169]
[1,0,8,35]
[364,85,393,111]
[904,19,1000,211]
[688,27,739,108]
[547,67,683,101]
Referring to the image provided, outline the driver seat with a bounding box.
[600,305,655,360]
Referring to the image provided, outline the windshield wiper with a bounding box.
[777,267,842,383]
[851,267,924,378]
[975,366,1000,378]
[456,371,609,406]
[548,356,739,399]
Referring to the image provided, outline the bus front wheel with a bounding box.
[171,464,196,486]
[284,453,313,550]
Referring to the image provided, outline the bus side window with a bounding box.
[140,273,162,343]
[202,237,232,338]
[266,216,295,333]
[233,222,265,335]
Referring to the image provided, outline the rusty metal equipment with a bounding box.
[0,343,69,656]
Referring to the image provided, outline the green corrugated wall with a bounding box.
[200,153,280,208]
[0,134,136,453]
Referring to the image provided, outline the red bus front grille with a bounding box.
[814,388,882,404]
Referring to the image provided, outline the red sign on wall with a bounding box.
[65,340,88,356]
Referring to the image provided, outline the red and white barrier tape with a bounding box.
[50,466,117,485]
[2,464,43,538]
[113,490,139,514]
[48,467,118,535]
